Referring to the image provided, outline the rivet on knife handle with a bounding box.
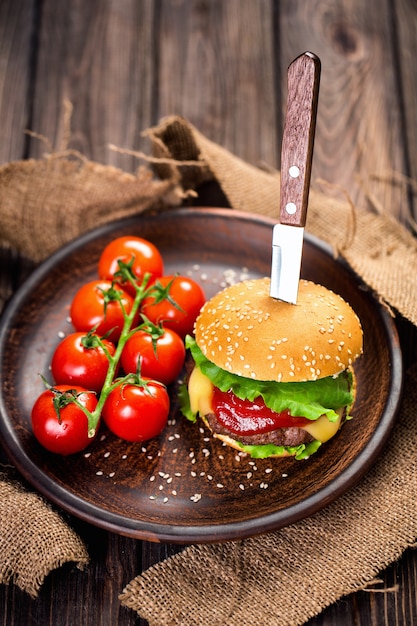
[270,52,321,304]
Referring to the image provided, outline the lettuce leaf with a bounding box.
[177,382,196,422]
[237,439,322,460]
[185,335,353,422]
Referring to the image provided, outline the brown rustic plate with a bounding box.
[0,208,403,543]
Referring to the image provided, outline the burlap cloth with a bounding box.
[1,115,417,621]
[0,466,88,597]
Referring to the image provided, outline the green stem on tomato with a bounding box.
[81,269,165,437]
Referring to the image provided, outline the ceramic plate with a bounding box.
[0,208,403,543]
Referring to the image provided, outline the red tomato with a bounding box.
[102,380,170,442]
[70,280,136,342]
[31,385,98,455]
[98,236,164,296]
[121,327,185,385]
[51,332,116,393]
[141,275,206,338]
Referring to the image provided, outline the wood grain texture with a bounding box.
[151,0,279,167]
[279,0,411,222]
[0,0,35,164]
[280,52,320,226]
[27,0,157,171]
[392,0,417,219]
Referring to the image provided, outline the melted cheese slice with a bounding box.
[189,366,214,415]
[188,366,342,443]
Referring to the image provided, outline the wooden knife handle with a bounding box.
[280,52,320,227]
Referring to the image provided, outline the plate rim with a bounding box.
[0,207,404,543]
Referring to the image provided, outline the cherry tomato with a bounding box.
[121,327,185,385]
[102,380,170,442]
[141,275,206,338]
[70,280,136,342]
[51,331,116,393]
[31,385,98,455]
[98,236,164,296]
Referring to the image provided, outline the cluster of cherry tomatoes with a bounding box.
[31,236,205,456]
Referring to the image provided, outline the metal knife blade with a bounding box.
[270,51,321,303]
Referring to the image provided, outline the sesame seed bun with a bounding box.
[194,277,363,383]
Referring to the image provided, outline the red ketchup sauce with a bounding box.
[212,387,310,435]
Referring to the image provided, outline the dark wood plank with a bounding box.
[0,0,35,164]
[157,0,279,168]
[278,0,411,223]
[26,0,157,172]
[392,0,417,220]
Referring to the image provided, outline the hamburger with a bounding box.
[180,277,363,460]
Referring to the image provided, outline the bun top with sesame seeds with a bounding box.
[194,277,363,383]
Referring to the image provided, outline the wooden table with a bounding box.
[1,1,417,624]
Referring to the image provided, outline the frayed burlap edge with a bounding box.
[0,467,89,598]
[0,153,179,264]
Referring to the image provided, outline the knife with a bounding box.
[270,52,321,303]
